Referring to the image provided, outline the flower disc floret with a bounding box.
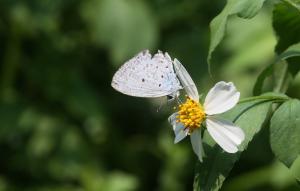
[176,97,205,133]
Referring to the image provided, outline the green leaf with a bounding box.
[276,42,300,61]
[253,42,300,95]
[273,1,300,76]
[194,100,272,191]
[221,11,277,96]
[270,99,300,168]
[283,0,300,11]
[239,92,289,103]
[273,1,300,53]
[253,64,275,96]
[207,0,266,74]
[273,60,293,94]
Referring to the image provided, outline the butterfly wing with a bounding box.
[112,50,181,98]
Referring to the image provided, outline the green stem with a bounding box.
[239,95,289,103]
[272,60,292,94]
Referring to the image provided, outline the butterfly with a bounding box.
[112,50,197,100]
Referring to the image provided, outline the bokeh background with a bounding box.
[0,0,299,191]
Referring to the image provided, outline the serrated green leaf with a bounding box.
[270,99,300,168]
[207,0,266,74]
[193,100,272,191]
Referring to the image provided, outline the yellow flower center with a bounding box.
[176,97,205,133]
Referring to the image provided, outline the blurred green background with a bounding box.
[0,0,299,190]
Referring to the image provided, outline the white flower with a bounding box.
[168,59,245,162]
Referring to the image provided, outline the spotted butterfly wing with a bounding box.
[112,50,182,98]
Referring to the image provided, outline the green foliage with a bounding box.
[273,0,300,76]
[81,0,157,64]
[253,42,300,95]
[223,160,300,190]
[195,0,300,190]
[290,157,300,182]
[193,94,288,191]
[207,0,266,73]
[221,10,276,96]
[273,0,300,53]
[270,99,300,167]
[0,0,300,191]
[277,43,300,61]
[0,1,221,190]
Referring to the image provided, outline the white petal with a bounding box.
[173,59,199,101]
[168,113,188,143]
[174,129,188,143]
[168,113,178,129]
[190,129,204,162]
[204,81,240,115]
[168,112,183,134]
[206,117,245,153]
